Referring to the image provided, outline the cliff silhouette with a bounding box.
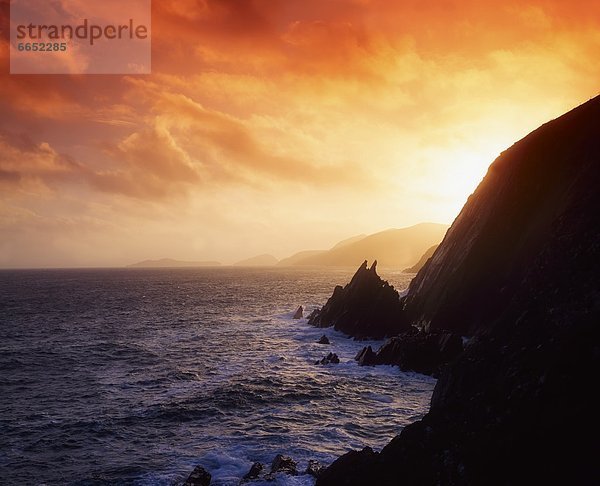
[316,96,600,485]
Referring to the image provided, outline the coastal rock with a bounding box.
[307,260,409,339]
[315,352,340,365]
[292,306,303,319]
[317,335,330,345]
[375,329,463,376]
[353,329,462,375]
[354,345,378,366]
[305,460,325,478]
[183,465,211,486]
[241,462,264,482]
[306,309,320,322]
[269,454,297,476]
[316,96,600,485]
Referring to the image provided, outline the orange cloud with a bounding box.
[0,130,85,194]
[1,0,599,266]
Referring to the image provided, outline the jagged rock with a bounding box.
[308,260,409,339]
[354,345,378,366]
[315,352,340,365]
[305,460,325,478]
[292,306,303,319]
[316,97,600,486]
[268,454,297,477]
[183,465,211,486]
[317,335,330,345]
[241,462,264,482]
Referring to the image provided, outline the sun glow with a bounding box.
[1,0,599,267]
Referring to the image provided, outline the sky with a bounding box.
[1,0,599,268]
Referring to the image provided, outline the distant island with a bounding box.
[127,258,222,268]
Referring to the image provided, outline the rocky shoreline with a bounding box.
[183,454,326,485]
[182,97,600,485]
[313,96,600,485]
[307,259,465,377]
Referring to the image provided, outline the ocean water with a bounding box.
[0,267,435,485]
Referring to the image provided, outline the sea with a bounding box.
[0,267,435,485]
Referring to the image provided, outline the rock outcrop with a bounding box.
[306,309,319,322]
[305,460,325,478]
[317,97,600,485]
[292,306,303,319]
[316,334,330,345]
[354,345,378,366]
[183,465,211,486]
[242,455,301,482]
[268,454,297,477]
[308,260,408,339]
[241,462,264,482]
[356,329,463,376]
[315,352,340,365]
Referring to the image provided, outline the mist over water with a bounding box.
[0,267,435,485]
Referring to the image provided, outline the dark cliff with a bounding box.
[403,96,600,336]
[317,97,600,485]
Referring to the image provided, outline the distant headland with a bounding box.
[128,223,449,270]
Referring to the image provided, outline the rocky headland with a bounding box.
[181,97,600,486]
[312,97,600,485]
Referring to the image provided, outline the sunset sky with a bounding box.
[1,0,599,268]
